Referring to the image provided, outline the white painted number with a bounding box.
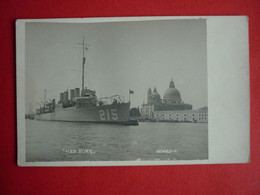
[111,109,118,120]
[99,109,118,120]
[106,109,110,120]
[99,110,106,120]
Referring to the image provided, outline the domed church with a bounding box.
[150,78,192,111]
[141,78,208,123]
[163,79,182,104]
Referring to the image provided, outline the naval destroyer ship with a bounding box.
[34,38,137,125]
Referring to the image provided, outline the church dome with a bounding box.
[163,87,181,99]
[163,79,182,104]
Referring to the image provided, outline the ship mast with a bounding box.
[76,36,89,93]
[82,36,86,91]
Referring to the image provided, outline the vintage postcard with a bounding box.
[16,16,249,166]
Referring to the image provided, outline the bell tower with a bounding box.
[147,87,152,104]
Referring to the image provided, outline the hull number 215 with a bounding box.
[99,109,118,120]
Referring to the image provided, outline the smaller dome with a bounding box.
[151,87,160,98]
[151,92,160,98]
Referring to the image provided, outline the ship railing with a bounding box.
[97,95,125,105]
[36,99,56,115]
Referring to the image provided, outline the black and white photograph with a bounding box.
[16,16,249,166]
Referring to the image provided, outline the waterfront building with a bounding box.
[140,78,208,123]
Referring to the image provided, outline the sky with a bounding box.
[25,19,207,112]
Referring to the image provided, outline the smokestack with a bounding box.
[64,90,69,104]
[60,93,64,103]
[75,88,80,97]
[70,89,75,102]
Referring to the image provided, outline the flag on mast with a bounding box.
[129,89,134,102]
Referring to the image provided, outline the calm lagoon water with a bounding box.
[26,120,208,162]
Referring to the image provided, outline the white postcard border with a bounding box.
[16,16,249,166]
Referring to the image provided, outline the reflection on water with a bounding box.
[26,120,208,161]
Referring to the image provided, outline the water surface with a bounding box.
[26,120,208,161]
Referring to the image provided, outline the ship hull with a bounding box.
[35,102,130,124]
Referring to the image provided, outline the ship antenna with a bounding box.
[44,89,46,102]
[82,36,85,91]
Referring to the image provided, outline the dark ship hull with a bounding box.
[35,102,131,124]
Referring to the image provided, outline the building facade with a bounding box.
[141,79,208,123]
